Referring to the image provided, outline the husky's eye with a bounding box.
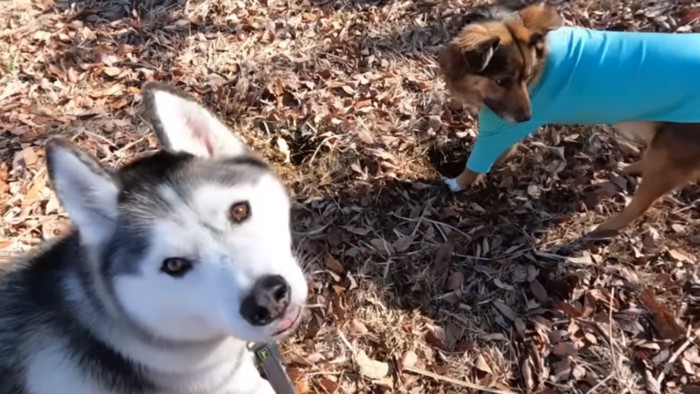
[229,201,251,223]
[161,258,193,277]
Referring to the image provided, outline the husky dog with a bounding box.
[0,82,308,393]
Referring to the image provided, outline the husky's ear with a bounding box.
[45,139,119,248]
[519,4,563,35]
[141,82,248,159]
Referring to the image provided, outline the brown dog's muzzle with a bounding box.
[485,97,532,123]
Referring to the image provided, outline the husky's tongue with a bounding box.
[277,316,295,332]
[275,310,299,334]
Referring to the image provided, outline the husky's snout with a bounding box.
[240,274,291,326]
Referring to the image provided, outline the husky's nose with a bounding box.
[240,275,291,326]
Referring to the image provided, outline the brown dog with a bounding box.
[438,3,700,238]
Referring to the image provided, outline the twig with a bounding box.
[533,251,569,261]
[402,365,519,394]
[391,213,472,239]
[586,373,615,394]
[608,287,618,383]
[336,328,356,358]
[656,335,694,388]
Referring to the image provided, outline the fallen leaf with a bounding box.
[444,322,461,350]
[370,238,393,254]
[668,249,692,263]
[494,278,515,291]
[566,253,594,265]
[446,271,464,291]
[287,367,310,394]
[552,359,571,381]
[20,179,45,212]
[512,265,528,283]
[529,279,549,302]
[318,377,339,393]
[13,147,38,169]
[527,265,539,281]
[425,326,450,351]
[44,194,61,215]
[435,242,454,268]
[434,242,454,288]
[276,137,291,163]
[0,239,11,250]
[401,350,418,368]
[324,254,344,275]
[680,384,700,394]
[344,226,370,236]
[348,319,368,337]
[392,234,416,253]
[456,340,474,352]
[522,359,534,391]
[355,350,390,380]
[552,342,578,358]
[474,354,493,374]
[492,300,517,322]
[680,8,700,25]
[553,300,583,318]
[514,317,527,337]
[103,67,122,77]
[644,369,662,394]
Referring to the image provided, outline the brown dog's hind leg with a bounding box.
[613,121,658,177]
[621,160,645,176]
[589,137,696,237]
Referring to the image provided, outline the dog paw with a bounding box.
[444,177,464,193]
[472,175,487,188]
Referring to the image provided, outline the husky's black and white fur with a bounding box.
[0,83,308,393]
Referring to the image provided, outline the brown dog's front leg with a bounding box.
[444,144,519,192]
[444,168,483,192]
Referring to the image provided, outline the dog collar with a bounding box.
[249,342,296,394]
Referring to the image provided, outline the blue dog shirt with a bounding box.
[466,26,700,174]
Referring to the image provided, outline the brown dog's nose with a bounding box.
[514,110,531,123]
[240,275,291,326]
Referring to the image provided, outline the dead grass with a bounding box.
[2,0,700,392]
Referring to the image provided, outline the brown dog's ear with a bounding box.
[440,35,501,75]
[518,4,563,34]
[462,37,501,72]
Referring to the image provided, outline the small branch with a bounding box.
[403,365,518,394]
[656,336,694,388]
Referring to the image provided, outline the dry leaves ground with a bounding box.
[2,0,700,392]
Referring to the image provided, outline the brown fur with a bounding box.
[438,4,562,121]
[439,4,700,237]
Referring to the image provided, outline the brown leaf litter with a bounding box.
[2,0,700,392]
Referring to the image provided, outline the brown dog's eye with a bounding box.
[494,78,511,87]
[230,201,251,223]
